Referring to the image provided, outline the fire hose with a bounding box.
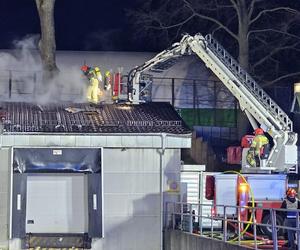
[223,171,255,242]
[222,171,287,248]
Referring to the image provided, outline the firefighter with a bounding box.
[246,128,269,167]
[81,65,103,104]
[104,70,112,90]
[281,188,300,249]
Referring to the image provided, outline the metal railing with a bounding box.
[165,201,300,249]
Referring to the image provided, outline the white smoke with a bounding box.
[0,35,87,104]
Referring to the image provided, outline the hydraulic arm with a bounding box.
[128,33,298,172]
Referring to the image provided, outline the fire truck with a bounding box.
[121,33,298,237]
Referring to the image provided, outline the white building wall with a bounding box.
[93,148,181,250]
[0,148,10,249]
[0,145,182,250]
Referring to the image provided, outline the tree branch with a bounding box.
[248,28,300,40]
[249,7,300,26]
[252,42,300,69]
[263,72,300,87]
[182,0,238,40]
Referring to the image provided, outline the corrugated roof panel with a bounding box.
[0,102,191,135]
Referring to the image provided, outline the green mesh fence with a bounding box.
[179,108,237,128]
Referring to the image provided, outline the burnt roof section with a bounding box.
[0,102,191,134]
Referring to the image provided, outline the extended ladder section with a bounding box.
[204,34,292,132]
[129,33,298,172]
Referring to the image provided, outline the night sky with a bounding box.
[0,0,135,51]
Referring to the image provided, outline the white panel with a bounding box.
[28,136,46,145]
[215,174,237,215]
[285,145,297,164]
[136,136,153,147]
[247,174,286,201]
[45,136,61,146]
[152,136,161,148]
[91,136,108,147]
[181,172,199,204]
[75,136,91,146]
[102,136,121,147]
[121,136,137,147]
[1,136,14,147]
[104,194,129,216]
[181,165,205,171]
[104,173,144,194]
[103,149,160,173]
[17,195,21,210]
[14,136,30,146]
[26,175,88,233]
[166,137,181,148]
[59,135,76,146]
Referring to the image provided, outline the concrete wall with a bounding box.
[164,230,251,250]
[0,146,182,250]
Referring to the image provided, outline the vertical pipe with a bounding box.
[210,206,214,238]
[193,79,196,109]
[171,78,175,107]
[223,206,227,242]
[234,99,238,129]
[172,204,175,230]
[237,207,241,245]
[199,203,203,235]
[213,81,217,126]
[180,203,183,230]
[252,208,258,250]
[9,70,12,99]
[271,209,278,250]
[297,211,300,250]
[189,204,193,233]
[159,133,166,250]
[199,172,203,235]
[33,72,37,98]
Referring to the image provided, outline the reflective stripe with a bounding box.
[286,198,298,218]
[287,211,297,218]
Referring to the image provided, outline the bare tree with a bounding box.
[128,0,300,81]
[128,0,300,138]
[35,0,58,80]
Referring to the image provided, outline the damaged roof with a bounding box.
[0,102,191,134]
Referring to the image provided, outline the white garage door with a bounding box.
[26,174,88,233]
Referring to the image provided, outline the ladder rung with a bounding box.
[205,34,292,130]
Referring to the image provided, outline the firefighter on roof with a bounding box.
[104,70,112,91]
[246,128,269,168]
[81,65,103,104]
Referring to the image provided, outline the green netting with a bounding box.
[179,108,237,128]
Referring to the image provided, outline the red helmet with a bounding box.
[254,128,264,135]
[81,65,90,73]
[287,188,297,198]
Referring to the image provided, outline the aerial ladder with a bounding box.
[127,33,298,173]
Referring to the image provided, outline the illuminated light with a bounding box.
[117,106,132,110]
[211,207,216,217]
[294,82,300,93]
[239,183,249,193]
[291,82,300,113]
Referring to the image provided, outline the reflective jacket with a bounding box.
[281,197,300,219]
[250,135,269,155]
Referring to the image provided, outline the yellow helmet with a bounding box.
[94,67,100,72]
[105,71,111,77]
